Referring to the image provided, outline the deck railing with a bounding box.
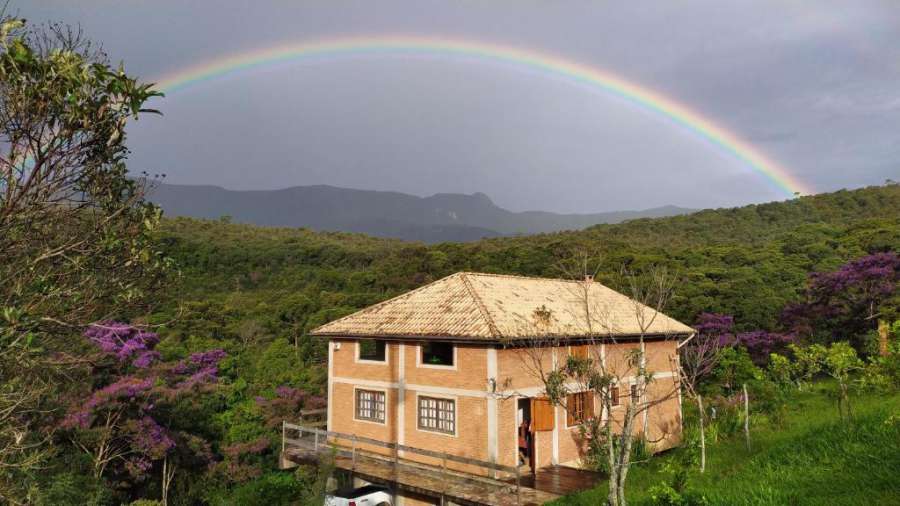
[282,421,523,505]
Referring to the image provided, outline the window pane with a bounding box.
[422,342,454,366]
[359,339,386,361]
[355,389,385,422]
[418,396,455,434]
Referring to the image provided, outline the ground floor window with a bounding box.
[566,391,593,426]
[417,396,455,434]
[355,389,386,423]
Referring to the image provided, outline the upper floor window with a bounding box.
[355,389,386,423]
[357,339,386,362]
[418,396,455,434]
[566,391,593,427]
[421,342,454,367]
[610,386,620,406]
[569,345,589,359]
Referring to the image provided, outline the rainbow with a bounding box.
[154,36,810,197]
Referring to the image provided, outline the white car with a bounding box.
[325,484,393,506]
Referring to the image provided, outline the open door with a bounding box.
[520,397,553,474]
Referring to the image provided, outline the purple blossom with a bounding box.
[62,376,154,429]
[129,416,175,459]
[782,252,899,343]
[174,349,226,389]
[84,322,160,367]
[721,331,797,365]
[694,312,735,338]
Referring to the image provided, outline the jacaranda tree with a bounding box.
[61,323,223,504]
[783,252,899,352]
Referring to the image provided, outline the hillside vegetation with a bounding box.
[158,184,900,344]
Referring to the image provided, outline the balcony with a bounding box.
[280,422,566,506]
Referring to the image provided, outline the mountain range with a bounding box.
[146,182,695,242]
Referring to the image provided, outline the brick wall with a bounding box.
[327,337,682,474]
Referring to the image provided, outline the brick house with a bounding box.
[308,272,694,502]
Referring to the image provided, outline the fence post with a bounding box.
[515,464,521,506]
[743,383,751,452]
[352,434,358,471]
[281,421,286,454]
[314,429,319,452]
[442,452,448,501]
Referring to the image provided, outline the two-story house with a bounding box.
[306,272,694,504]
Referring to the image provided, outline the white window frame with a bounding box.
[416,342,457,370]
[353,386,388,425]
[355,339,389,365]
[415,392,458,437]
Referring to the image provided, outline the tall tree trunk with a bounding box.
[878,320,890,357]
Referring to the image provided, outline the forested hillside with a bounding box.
[158,184,900,349]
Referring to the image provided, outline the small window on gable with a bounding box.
[610,386,620,406]
[631,384,639,401]
[421,342,454,367]
[358,339,386,362]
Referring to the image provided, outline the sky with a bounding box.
[20,1,900,213]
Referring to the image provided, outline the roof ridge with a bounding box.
[458,272,503,339]
[461,271,607,286]
[309,272,466,334]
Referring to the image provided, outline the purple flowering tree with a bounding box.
[681,313,735,395]
[61,322,225,503]
[783,252,899,350]
[730,331,797,366]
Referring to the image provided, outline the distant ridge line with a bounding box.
[145,181,696,243]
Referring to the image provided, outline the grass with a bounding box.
[552,385,900,506]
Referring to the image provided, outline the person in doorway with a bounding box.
[518,419,531,465]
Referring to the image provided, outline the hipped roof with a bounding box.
[311,272,694,342]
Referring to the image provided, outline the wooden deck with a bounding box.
[281,423,563,506]
[511,465,603,497]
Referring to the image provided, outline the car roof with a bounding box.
[333,485,388,498]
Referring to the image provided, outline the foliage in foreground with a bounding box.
[555,386,900,506]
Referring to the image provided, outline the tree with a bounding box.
[61,323,222,503]
[0,18,167,501]
[680,313,732,396]
[783,252,899,351]
[679,312,732,473]
[511,256,682,506]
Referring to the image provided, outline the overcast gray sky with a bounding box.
[21,1,900,213]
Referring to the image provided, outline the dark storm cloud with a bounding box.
[19,1,900,212]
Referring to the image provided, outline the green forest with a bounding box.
[2,16,899,506]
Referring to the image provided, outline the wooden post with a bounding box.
[697,394,706,473]
[441,451,448,505]
[352,434,358,471]
[515,464,521,506]
[314,429,319,452]
[281,421,286,454]
[742,384,750,452]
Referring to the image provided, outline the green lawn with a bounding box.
[552,386,900,506]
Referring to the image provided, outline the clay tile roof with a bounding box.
[311,272,694,341]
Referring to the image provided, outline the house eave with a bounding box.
[310,331,694,345]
